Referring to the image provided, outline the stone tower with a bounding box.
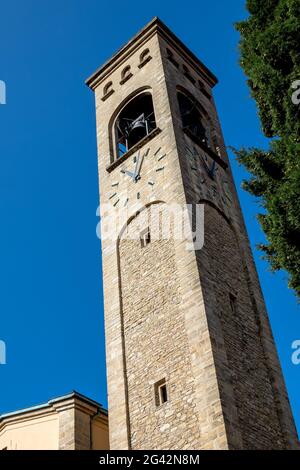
[86,18,298,450]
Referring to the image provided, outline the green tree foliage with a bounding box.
[235,0,300,297]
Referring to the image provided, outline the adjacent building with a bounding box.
[0,392,109,450]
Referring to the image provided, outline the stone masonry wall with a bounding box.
[119,204,201,449]
[198,204,285,449]
[158,32,298,449]
[74,409,91,450]
[58,408,75,450]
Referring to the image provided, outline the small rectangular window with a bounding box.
[154,378,168,406]
[140,228,151,248]
[229,293,237,315]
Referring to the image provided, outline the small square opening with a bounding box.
[154,379,168,407]
[140,228,151,248]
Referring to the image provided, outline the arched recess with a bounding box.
[108,86,156,162]
[115,200,165,449]
[198,198,231,228]
[176,85,216,150]
[138,48,152,68]
[120,65,133,85]
[116,201,200,449]
[102,81,114,101]
[117,200,164,243]
[197,199,285,449]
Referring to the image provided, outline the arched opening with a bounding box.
[115,92,156,158]
[120,65,132,84]
[138,48,152,68]
[140,48,150,63]
[102,81,114,100]
[177,90,210,146]
[121,65,131,80]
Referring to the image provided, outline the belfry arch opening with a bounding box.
[177,90,210,147]
[115,92,156,158]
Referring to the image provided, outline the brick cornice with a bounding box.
[85,17,218,91]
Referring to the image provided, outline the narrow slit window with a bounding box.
[159,384,168,404]
[229,293,237,315]
[154,379,168,406]
[140,228,151,248]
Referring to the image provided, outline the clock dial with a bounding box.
[147,146,167,188]
[186,144,232,212]
[108,177,130,207]
[222,179,233,205]
[201,154,218,180]
[186,145,206,185]
[107,146,167,206]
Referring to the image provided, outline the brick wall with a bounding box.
[119,204,201,449]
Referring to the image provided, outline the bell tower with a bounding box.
[86,18,298,450]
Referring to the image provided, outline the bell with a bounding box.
[129,114,147,132]
[127,114,148,147]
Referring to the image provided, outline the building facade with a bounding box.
[86,18,298,450]
[0,392,109,450]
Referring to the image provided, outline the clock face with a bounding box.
[186,144,232,211]
[107,146,167,207]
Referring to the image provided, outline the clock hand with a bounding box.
[134,150,140,179]
[201,155,210,174]
[135,152,144,181]
[120,149,146,182]
[201,155,216,180]
[121,169,136,181]
[209,160,216,179]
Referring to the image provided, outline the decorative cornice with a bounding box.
[85,17,218,91]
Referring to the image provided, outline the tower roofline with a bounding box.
[85,17,218,90]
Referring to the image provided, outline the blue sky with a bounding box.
[0,0,299,435]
